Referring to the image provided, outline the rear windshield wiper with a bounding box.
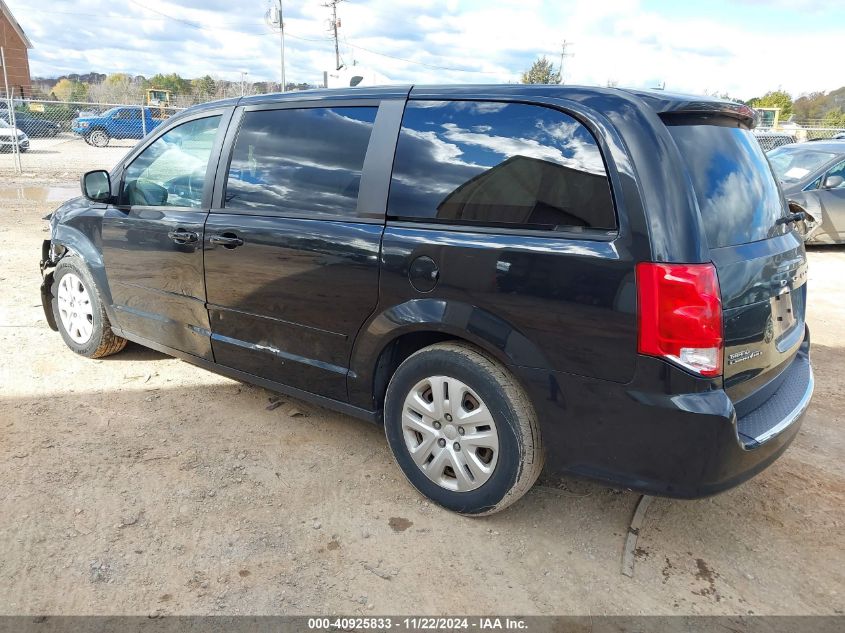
[776,211,806,225]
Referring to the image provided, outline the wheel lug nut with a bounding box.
[458,427,465,435]
[444,413,453,422]
[438,438,446,448]
[453,442,461,451]
[433,421,441,430]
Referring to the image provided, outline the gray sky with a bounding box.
[12,0,844,99]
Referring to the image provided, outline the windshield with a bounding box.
[766,146,839,183]
[668,123,787,248]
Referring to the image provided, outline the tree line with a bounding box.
[31,73,317,107]
[521,56,845,126]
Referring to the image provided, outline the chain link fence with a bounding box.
[754,117,845,151]
[1,92,843,176]
[0,96,186,175]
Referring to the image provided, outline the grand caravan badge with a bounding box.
[728,349,763,365]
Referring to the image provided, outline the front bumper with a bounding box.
[40,239,59,331]
[0,138,28,150]
[515,333,813,498]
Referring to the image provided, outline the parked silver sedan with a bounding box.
[768,140,845,244]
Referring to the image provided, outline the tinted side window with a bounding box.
[122,115,221,208]
[388,101,616,232]
[225,106,378,217]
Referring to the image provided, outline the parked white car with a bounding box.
[0,119,29,152]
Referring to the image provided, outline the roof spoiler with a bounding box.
[660,101,758,128]
[622,90,758,128]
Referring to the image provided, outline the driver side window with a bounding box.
[122,115,221,208]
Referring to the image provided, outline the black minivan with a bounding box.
[40,85,813,515]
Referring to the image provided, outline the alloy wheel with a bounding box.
[57,273,94,344]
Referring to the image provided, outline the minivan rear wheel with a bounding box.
[384,342,543,515]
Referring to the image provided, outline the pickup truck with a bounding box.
[72,107,163,147]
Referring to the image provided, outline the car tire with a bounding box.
[51,256,127,358]
[87,129,110,147]
[384,341,544,515]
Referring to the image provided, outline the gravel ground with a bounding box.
[0,168,843,616]
[0,135,134,181]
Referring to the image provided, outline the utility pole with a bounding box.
[279,0,285,91]
[0,47,21,173]
[323,0,344,71]
[265,0,286,92]
[558,40,573,84]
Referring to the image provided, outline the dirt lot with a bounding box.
[1,134,135,180]
[0,164,843,616]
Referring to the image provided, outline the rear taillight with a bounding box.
[636,262,723,377]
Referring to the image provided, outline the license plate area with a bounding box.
[771,286,805,352]
[772,290,796,332]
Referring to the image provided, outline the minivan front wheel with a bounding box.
[51,256,127,358]
[384,342,543,515]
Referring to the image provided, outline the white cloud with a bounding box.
[11,0,844,99]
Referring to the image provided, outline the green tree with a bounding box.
[51,78,89,102]
[146,73,191,97]
[792,91,829,121]
[748,90,793,118]
[521,56,561,85]
[822,108,845,127]
[191,75,216,100]
[104,72,132,88]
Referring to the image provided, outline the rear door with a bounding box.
[203,99,403,401]
[666,121,807,406]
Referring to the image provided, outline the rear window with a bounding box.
[388,100,616,233]
[667,124,787,248]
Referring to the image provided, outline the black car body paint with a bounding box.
[40,86,813,498]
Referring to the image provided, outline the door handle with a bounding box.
[168,229,198,244]
[209,233,244,249]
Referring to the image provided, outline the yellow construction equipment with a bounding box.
[145,89,171,117]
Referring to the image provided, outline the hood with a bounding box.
[779,180,807,195]
[0,128,23,138]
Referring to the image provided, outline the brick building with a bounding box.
[0,0,32,98]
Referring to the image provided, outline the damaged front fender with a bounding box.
[40,239,59,331]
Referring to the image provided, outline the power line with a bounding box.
[322,0,345,71]
[13,2,508,77]
[341,40,504,75]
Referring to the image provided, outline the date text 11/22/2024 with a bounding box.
[307,617,528,630]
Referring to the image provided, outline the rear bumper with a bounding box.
[516,332,812,498]
[736,347,812,448]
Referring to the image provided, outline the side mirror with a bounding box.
[823,175,844,189]
[81,170,111,203]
